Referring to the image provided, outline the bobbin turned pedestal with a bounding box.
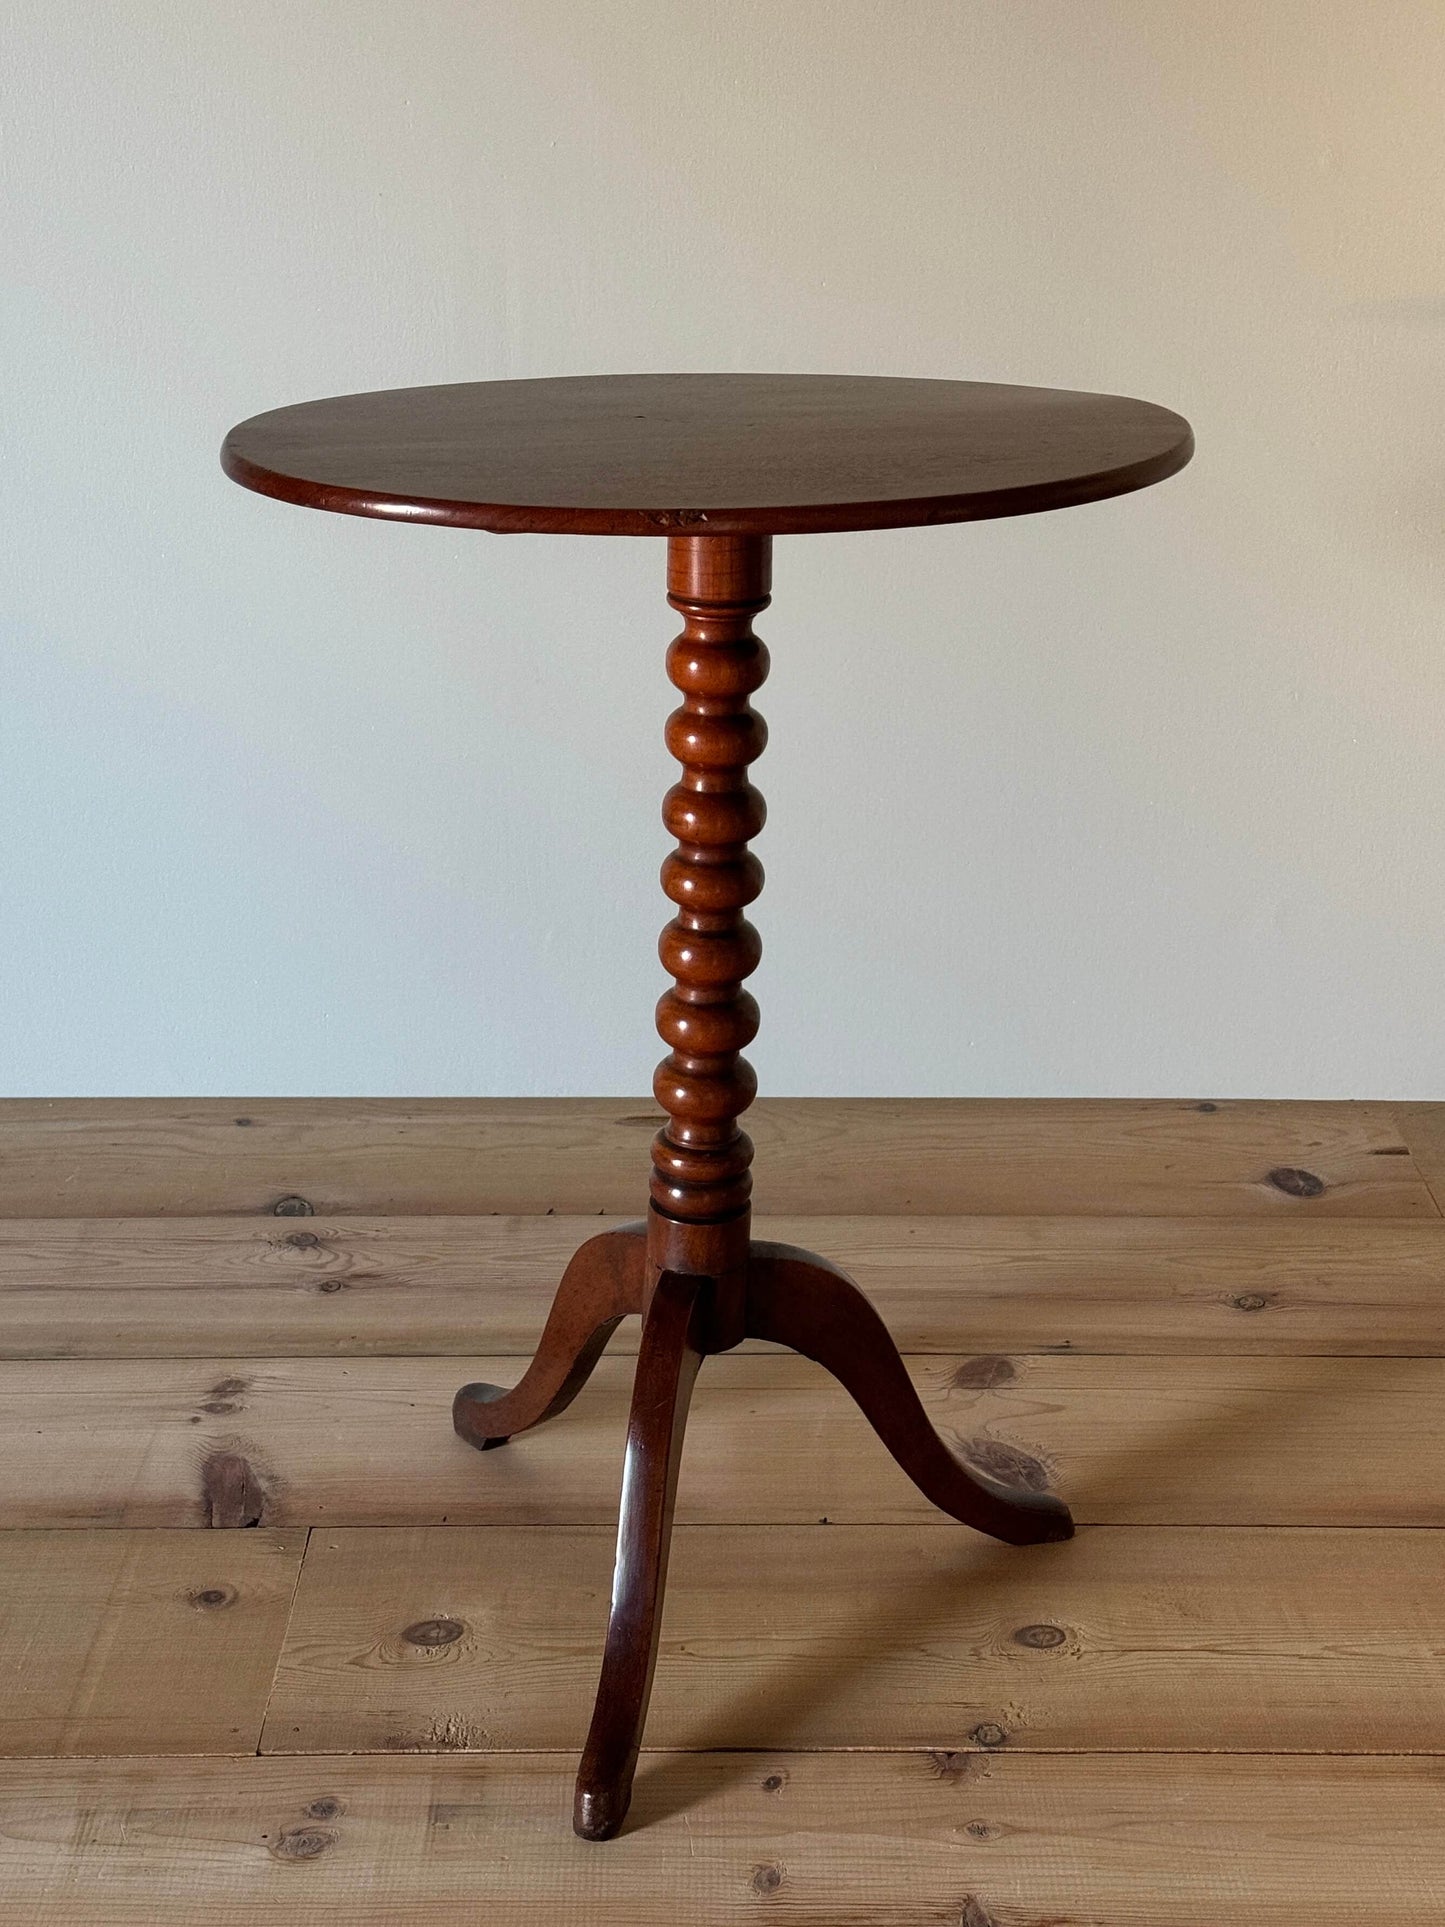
[453,533,1073,1838]
[222,372,1193,1840]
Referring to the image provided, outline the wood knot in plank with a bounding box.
[1266,1166,1325,1198]
[403,1618,465,1649]
[269,1826,337,1861]
[201,1451,271,1528]
[199,1375,249,1416]
[956,1435,1053,1494]
[1011,1622,1066,1649]
[187,1585,237,1611]
[950,1355,1017,1392]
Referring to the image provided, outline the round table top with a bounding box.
[221,372,1192,538]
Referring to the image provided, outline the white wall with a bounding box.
[4,1,1441,1098]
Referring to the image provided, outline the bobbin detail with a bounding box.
[650,537,771,1224]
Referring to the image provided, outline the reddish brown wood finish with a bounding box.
[221,372,1192,1844]
[451,1223,646,1449]
[573,1267,709,1842]
[650,537,769,1236]
[446,538,1075,1840]
[456,1218,1071,1839]
[220,372,1193,537]
[746,1241,1073,1545]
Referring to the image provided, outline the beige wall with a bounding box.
[4,1,1441,1096]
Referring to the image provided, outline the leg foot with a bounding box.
[573,1268,708,1839]
[452,1223,646,1450]
[746,1242,1073,1546]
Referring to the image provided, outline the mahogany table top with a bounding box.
[221,372,1192,537]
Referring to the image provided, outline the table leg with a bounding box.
[452,1224,645,1448]
[572,1266,709,1840]
[747,1239,1073,1545]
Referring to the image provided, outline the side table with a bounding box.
[223,372,1193,1837]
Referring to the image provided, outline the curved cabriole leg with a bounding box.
[573,1268,708,1841]
[452,1223,647,1450]
[746,1242,1074,1546]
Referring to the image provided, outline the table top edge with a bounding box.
[220,425,1195,537]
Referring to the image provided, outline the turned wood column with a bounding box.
[646,536,770,1325]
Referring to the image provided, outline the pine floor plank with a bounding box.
[5,1212,1443,1357]
[0,1752,1439,1924]
[262,1523,1445,1756]
[0,1098,1432,1218]
[3,1352,1443,1528]
[0,1529,304,1757]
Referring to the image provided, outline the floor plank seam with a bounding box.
[1390,1106,1445,1217]
[13,1746,1445,1763]
[254,1523,311,1759]
[2,1521,1442,1532]
[33,1746,1443,1763]
[9,1348,1445,1361]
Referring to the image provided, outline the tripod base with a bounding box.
[453,1218,1073,1840]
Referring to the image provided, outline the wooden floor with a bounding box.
[1,1096,1443,1923]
